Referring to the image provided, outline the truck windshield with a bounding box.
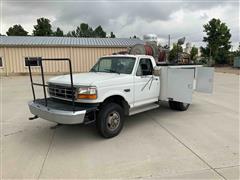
[90,57,136,74]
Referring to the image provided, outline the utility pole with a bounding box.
[168,34,170,48]
[177,43,179,64]
[209,47,212,66]
[167,34,171,63]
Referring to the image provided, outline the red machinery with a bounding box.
[129,42,168,63]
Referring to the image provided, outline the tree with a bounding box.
[94,25,106,38]
[33,18,53,36]
[201,18,231,64]
[53,27,64,36]
[6,24,28,36]
[110,32,116,38]
[67,23,93,37]
[65,23,111,38]
[77,23,94,37]
[66,30,77,37]
[190,46,198,62]
[169,43,183,62]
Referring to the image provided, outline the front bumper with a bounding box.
[28,98,92,124]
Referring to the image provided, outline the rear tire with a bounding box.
[169,101,190,111]
[97,103,124,138]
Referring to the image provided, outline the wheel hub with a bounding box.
[107,111,120,131]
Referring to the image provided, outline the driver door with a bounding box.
[134,58,160,107]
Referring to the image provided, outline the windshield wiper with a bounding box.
[104,69,120,74]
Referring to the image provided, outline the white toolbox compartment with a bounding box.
[159,65,214,104]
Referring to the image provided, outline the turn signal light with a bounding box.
[78,94,97,99]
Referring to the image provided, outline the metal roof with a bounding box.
[0,36,144,47]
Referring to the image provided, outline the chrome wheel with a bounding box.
[107,111,120,131]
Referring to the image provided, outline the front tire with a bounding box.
[97,103,124,138]
[169,101,190,111]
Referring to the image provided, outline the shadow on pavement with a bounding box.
[23,102,181,147]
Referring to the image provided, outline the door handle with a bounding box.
[124,89,130,92]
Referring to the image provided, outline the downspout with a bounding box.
[3,47,8,76]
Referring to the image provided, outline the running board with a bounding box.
[129,103,159,116]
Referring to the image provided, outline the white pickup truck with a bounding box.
[28,55,214,138]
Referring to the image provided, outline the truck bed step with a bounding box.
[129,103,159,116]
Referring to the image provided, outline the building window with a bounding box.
[0,57,3,68]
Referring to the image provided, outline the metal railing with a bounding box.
[26,57,75,112]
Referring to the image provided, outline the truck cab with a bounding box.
[28,55,214,138]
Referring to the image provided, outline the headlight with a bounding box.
[77,87,97,99]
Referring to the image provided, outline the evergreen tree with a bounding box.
[6,24,28,36]
[53,27,64,36]
[33,18,53,36]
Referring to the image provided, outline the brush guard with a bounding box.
[26,57,76,111]
[26,57,94,124]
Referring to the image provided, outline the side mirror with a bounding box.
[153,66,161,76]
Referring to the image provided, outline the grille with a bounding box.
[48,83,76,100]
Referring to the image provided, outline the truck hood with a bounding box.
[48,72,130,86]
